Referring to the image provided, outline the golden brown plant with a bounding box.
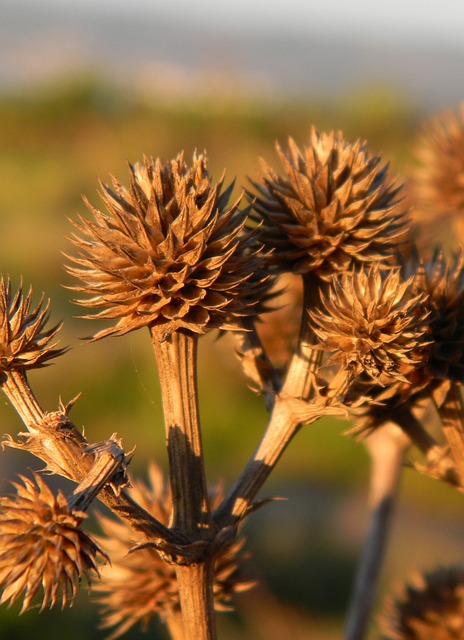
[0,276,65,375]
[0,473,106,613]
[379,566,464,640]
[66,153,272,340]
[95,464,255,639]
[250,128,408,279]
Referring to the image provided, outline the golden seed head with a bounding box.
[310,264,430,384]
[413,103,464,218]
[250,128,408,279]
[379,566,464,640]
[415,249,464,383]
[0,473,106,613]
[0,276,65,374]
[66,152,272,340]
[95,464,255,638]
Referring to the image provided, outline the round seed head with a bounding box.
[0,276,65,374]
[67,153,272,340]
[250,128,408,279]
[379,566,464,640]
[413,103,464,218]
[310,264,430,385]
[0,473,106,613]
[95,463,255,638]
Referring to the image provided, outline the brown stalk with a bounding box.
[344,422,410,640]
[1,368,187,548]
[150,327,216,640]
[216,278,325,526]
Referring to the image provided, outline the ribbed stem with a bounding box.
[175,561,216,640]
[150,329,211,537]
[215,276,325,527]
[344,423,409,640]
[2,369,44,427]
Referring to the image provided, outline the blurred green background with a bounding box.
[1,75,464,640]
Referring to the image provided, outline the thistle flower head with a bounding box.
[66,152,272,340]
[379,566,464,639]
[0,473,106,613]
[0,276,65,375]
[413,103,464,218]
[250,128,407,279]
[310,264,430,385]
[95,464,255,638]
[413,249,464,383]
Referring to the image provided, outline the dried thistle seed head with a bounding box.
[0,276,65,375]
[413,103,464,220]
[0,473,106,613]
[379,566,464,640]
[66,153,272,340]
[250,128,407,279]
[309,264,430,385]
[95,464,255,638]
[412,249,464,383]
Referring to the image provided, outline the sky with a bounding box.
[24,0,464,49]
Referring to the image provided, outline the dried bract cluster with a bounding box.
[0,276,64,375]
[250,128,407,279]
[413,103,464,218]
[67,153,272,339]
[0,473,106,612]
[379,566,464,640]
[310,265,430,386]
[95,464,255,638]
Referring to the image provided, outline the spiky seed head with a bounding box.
[0,276,65,375]
[0,473,106,613]
[66,153,272,340]
[309,264,430,385]
[411,249,464,383]
[250,128,408,280]
[95,464,255,638]
[413,103,464,219]
[379,566,464,639]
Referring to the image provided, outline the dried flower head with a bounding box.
[0,473,106,613]
[67,152,271,340]
[413,249,464,383]
[250,128,407,279]
[95,464,255,638]
[310,265,430,385]
[379,566,464,639]
[0,276,64,375]
[413,103,464,218]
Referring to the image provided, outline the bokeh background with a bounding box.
[1,1,464,638]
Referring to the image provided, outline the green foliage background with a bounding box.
[0,77,463,639]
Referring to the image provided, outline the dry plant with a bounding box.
[2,104,464,640]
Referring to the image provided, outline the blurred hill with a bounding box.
[1,0,464,109]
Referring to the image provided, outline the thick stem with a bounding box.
[175,561,216,640]
[216,276,325,527]
[344,423,409,640]
[435,382,464,486]
[150,329,211,537]
[2,369,44,427]
[164,612,186,640]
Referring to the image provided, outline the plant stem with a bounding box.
[150,328,216,640]
[175,560,216,640]
[344,422,409,640]
[216,276,324,526]
[150,328,211,537]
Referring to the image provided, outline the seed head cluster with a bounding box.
[250,128,407,279]
[67,153,271,339]
[0,473,106,613]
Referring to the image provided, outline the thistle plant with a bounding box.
[2,108,464,640]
